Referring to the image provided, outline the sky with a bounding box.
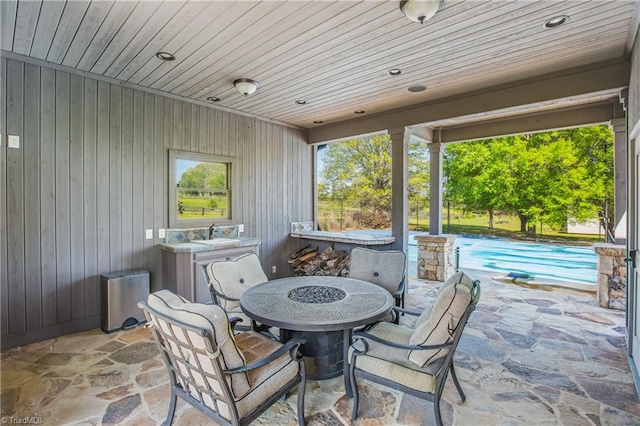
[175,159,200,183]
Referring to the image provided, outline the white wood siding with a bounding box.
[3,0,635,128]
[0,57,313,349]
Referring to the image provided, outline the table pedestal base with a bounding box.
[280,329,344,380]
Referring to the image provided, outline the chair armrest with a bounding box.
[352,331,453,352]
[223,338,306,375]
[209,285,241,303]
[386,305,420,324]
[228,317,244,332]
[392,306,421,317]
[472,280,481,305]
[393,279,406,299]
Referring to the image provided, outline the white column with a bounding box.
[389,128,409,252]
[428,143,443,235]
[610,117,627,243]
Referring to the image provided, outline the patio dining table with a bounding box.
[240,275,393,396]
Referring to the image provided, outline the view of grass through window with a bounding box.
[176,159,230,220]
[317,126,613,245]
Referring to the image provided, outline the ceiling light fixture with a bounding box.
[399,0,443,24]
[313,120,324,124]
[206,96,220,102]
[295,100,307,105]
[354,110,365,114]
[156,51,175,61]
[233,78,260,97]
[544,15,570,28]
[388,68,402,76]
[408,85,427,92]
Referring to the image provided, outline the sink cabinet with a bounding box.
[161,244,260,303]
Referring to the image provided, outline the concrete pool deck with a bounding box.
[1,269,637,425]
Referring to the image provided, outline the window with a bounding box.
[169,150,234,228]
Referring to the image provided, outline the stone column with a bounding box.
[609,117,627,244]
[593,243,627,310]
[389,127,409,252]
[415,234,456,281]
[428,143,443,235]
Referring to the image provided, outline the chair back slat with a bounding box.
[140,301,240,422]
[139,290,306,426]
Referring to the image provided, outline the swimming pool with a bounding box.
[408,235,597,285]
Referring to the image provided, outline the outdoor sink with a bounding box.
[192,239,240,245]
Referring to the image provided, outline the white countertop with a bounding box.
[290,231,394,246]
[159,237,261,253]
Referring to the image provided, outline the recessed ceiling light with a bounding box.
[206,96,220,102]
[544,15,570,28]
[388,68,402,76]
[408,85,427,92]
[295,100,307,105]
[313,120,324,124]
[156,51,175,61]
[354,110,365,114]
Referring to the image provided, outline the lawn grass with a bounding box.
[413,215,604,245]
[178,196,228,219]
[319,200,605,244]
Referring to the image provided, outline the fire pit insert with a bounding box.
[288,286,346,303]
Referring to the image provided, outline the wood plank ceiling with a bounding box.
[1,0,637,129]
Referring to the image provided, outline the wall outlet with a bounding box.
[271,265,277,274]
[145,229,153,239]
[238,224,244,233]
[8,135,20,149]
[158,228,165,239]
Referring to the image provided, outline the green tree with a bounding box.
[320,134,429,228]
[178,163,227,195]
[444,140,511,229]
[444,126,613,233]
[563,125,614,232]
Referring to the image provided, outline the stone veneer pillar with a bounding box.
[415,234,456,281]
[593,243,627,311]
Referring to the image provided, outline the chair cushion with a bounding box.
[413,271,475,331]
[349,248,406,295]
[408,282,472,367]
[147,290,251,397]
[350,322,443,393]
[207,254,268,316]
[437,271,476,296]
[234,332,300,418]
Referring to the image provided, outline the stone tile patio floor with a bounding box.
[2,269,639,425]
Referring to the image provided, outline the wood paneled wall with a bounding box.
[0,57,313,350]
[630,29,639,131]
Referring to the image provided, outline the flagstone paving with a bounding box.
[2,269,638,425]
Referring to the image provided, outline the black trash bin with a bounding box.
[100,269,150,333]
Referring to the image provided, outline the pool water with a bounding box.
[349,230,598,285]
[455,236,596,284]
[408,235,597,285]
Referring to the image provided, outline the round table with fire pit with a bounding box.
[240,276,393,395]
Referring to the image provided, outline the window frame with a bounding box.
[168,149,235,228]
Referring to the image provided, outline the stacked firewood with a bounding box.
[289,244,350,277]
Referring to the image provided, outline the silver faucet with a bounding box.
[208,223,216,240]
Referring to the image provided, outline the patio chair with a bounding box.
[205,253,269,332]
[348,247,407,314]
[348,272,480,426]
[139,290,306,426]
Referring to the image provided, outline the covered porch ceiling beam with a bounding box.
[437,101,624,144]
[308,60,630,144]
